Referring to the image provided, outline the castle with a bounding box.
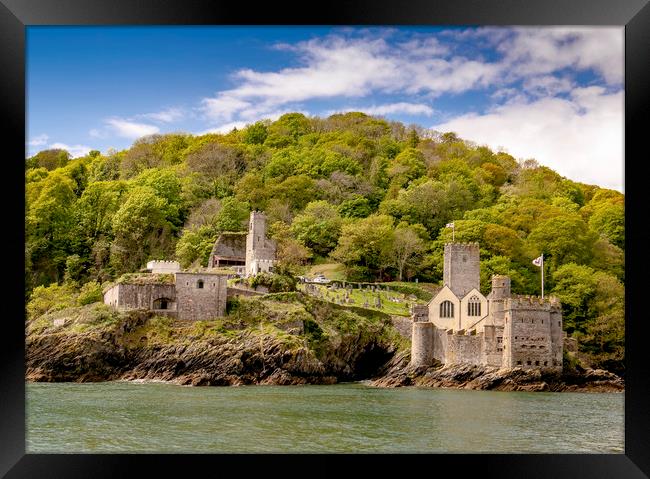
[411,242,563,371]
[103,211,277,320]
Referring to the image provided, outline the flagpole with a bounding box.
[542,253,544,299]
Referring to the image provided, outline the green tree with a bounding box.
[331,214,394,280]
[110,186,170,273]
[526,214,597,266]
[388,224,427,281]
[214,196,250,232]
[291,200,343,257]
[175,225,218,268]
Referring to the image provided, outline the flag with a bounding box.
[445,222,455,228]
[532,255,543,267]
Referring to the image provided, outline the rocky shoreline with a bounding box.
[369,351,624,392]
[26,297,624,393]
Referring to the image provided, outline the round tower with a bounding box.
[411,322,435,367]
[489,275,511,299]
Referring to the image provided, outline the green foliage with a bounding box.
[214,196,250,232]
[77,281,103,305]
[291,200,343,256]
[249,272,297,293]
[243,121,269,145]
[175,225,218,268]
[26,149,71,171]
[332,214,395,280]
[27,282,78,320]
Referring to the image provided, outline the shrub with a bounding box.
[27,283,78,320]
[77,281,104,305]
[249,272,297,293]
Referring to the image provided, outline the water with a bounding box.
[26,382,624,453]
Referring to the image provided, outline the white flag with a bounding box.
[532,255,543,267]
[445,222,455,228]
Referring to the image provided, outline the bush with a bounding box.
[27,283,78,320]
[77,281,104,305]
[249,272,297,293]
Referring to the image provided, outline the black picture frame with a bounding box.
[2,0,649,477]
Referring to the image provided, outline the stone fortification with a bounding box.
[104,271,228,321]
[410,242,563,372]
[175,272,228,321]
[502,296,562,371]
[103,283,178,317]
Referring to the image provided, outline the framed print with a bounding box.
[2,0,649,476]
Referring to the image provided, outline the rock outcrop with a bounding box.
[370,354,624,392]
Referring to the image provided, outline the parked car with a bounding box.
[312,274,331,284]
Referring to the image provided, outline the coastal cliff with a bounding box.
[26,293,623,392]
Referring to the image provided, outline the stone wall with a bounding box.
[443,242,480,297]
[103,283,177,313]
[482,324,505,367]
[445,333,483,365]
[433,328,450,363]
[175,272,228,320]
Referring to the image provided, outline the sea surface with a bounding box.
[26,382,624,453]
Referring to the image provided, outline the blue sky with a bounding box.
[26,26,624,191]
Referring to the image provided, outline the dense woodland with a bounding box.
[25,112,625,373]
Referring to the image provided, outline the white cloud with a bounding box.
[105,118,160,139]
[430,87,624,191]
[198,34,501,124]
[29,134,49,146]
[498,27,623,85]
[196,28,621,129]
[138,107,185,123]
[49,142,93,158]
[327,102,435,117]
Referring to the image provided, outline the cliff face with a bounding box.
[25,294,624,392]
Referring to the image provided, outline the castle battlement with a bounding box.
[444,242,480,250]
[146,260,181,274]
[506,296,561,311]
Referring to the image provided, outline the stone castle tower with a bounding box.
[245,211,277,277]
[443,242,480,297]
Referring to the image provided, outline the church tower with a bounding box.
[443,242,480,297]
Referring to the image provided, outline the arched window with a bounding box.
[440,300,454,318]
[197,279,204,289]
[467,295,481,316]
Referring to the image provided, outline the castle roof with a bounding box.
[210,231,247,259]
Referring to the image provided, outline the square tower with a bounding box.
[245,211,277,277]
[443,242,480,298]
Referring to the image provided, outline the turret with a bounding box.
[488,275,511,299]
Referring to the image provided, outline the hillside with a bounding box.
[25,112,625,374]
